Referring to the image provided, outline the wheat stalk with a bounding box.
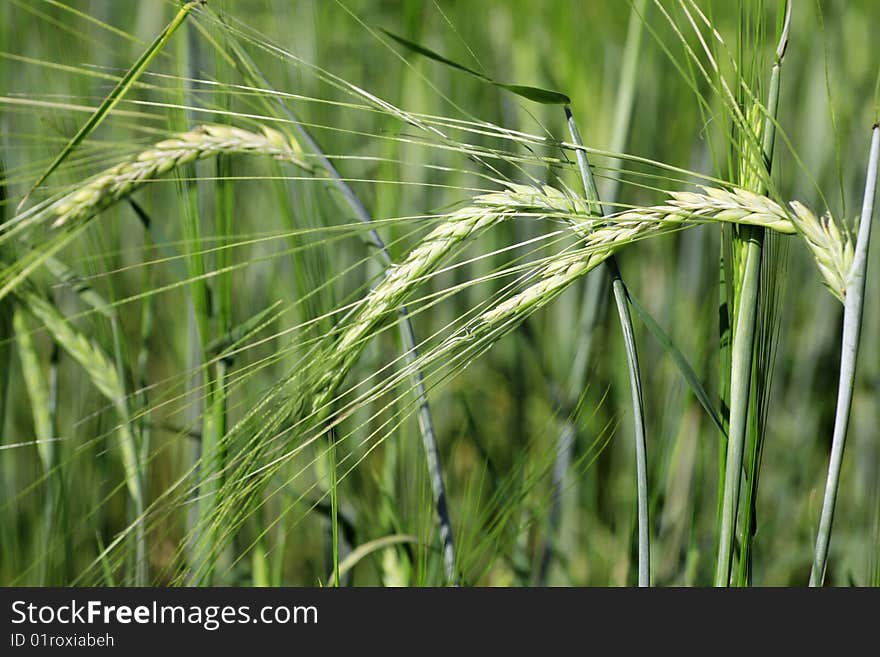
[565,104,651,586]
[47,124,310,229]
[810,125,879,585]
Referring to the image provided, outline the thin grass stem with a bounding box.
[809,125,880,586]
[538,0,646,584]
[565,106,650,587]
[715,2,788,586]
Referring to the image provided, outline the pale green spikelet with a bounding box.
[20,291,142,506]
[789,202,854,303]
[48,124,311,229]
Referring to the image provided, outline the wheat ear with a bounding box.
[19,291,141,502]
[788,202,854,303]
[47,124,310,229]
[481,186,801,327]
[43,124,854,308]
[184,180,832,580]
[19,289,147,583]
[308,183,592,414]
[310,183,805,417]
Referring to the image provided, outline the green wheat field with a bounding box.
[1,0,878,587]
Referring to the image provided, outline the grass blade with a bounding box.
[628,293,726,438]
[381,28,570,105]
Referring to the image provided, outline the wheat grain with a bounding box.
[37,125,845,425]
[788,202,853,303]
[308,183,809,418]
[469,187,812,331]
[307,183,586,414]
[47,124,310,229]
[41,153,842,417]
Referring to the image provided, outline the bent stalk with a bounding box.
[566,107,650,587]
[809,125,880,586]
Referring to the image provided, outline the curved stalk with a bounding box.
[809,125,879,586]
[715,3,789,586]
[566,107,650,587]
[538,0,647,585]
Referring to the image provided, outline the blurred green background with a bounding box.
[0,0,878,586]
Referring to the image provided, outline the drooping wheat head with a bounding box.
[47,124,310,230]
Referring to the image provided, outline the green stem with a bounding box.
[809,125,879,586]
[716,2,789,586]
[735,61,785,587]
[539,0,647,584]
[110,318,146,586]
[715,229,761,587]
[566,106,650,586]
[181,23,216,585]
[329,435,340,588]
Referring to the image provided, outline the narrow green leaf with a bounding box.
[94,532,117,587]
[495,83,571,106]
[382,28,570,105]
[380,28,485,79]
[629,293,727,439]
[206,300,283,359]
